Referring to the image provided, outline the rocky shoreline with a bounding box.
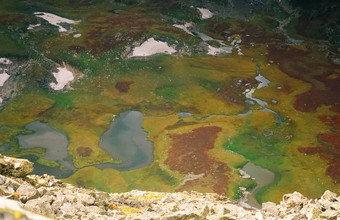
[0,154,339,220]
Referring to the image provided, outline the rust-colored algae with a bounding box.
[115,81,134,93]
[76,147,93,157]
[298,146,325,155]
[165,126,229,194]
[84,9,158,54]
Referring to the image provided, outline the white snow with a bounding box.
[129,38,177,57]
[34,12,76,32]
[49,67,74,90]
[197,8,214,19]
[173,23,194,36]
[0,73,10,86]
[27,23,41,30]
[207,45,222,55]
[207,45,232,55]
[73,34,81,38]
[0,58,12,65]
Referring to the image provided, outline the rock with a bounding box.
[24,196,55,218]
[261,201,279,217]
[0,155,339,220]
[86,205,105,215]
[16,182,38,201]
[78,192,95,205]
[0,175,6,184]
[60,202,78,217]
[0,196,52,220]
[281,191,308,210]
[0,154,33,177]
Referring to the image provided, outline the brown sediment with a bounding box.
[155,26,189,37]
[84,9,158,54]
[216,78,256,104]
[0,14,28,26]
[298,133,340,182]
[165,126,229,194]
[319,115,340,131]
[271,44,340,113]
[76,147,93,157]
[293,74,340,113]
[298,146,324,155]
[202,19,285,45]
[115,81,134,93]
[326,158,340,183]
[68,45,86,53]
[319,133,340,155]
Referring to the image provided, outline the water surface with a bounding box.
[95,111,154,171]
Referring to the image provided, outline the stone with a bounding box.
[261,202,279,216]
[16,182,38,201]
[86,205,105,214]
[0,175,6,184]
[60,202,78,217]
[0,196,52,220]
[24,197,55,218]
[0,154,33,177]
[281,192,308,210]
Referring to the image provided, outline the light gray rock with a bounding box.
[0,196,52,220]
[60,202,78,217]
[0,175,6,184]
[261,201,279,217]
[86,205,105,215]
[24,196,55,218]
[16,182,38,201]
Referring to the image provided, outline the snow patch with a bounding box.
[27,23,41,30]
[197,8,214,19]
[173,23,194,36]
[49,67,74,90]
[34,12,76,32]
[0,58,12,65]
[207,45,232,55]
[73,33,81,38]
[0,73,10,87]
[129,38,177,57]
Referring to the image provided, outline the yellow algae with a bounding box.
[64,167,128,193]
[109,204,119,210]
[248,111,277,132]
[120,206,140,215]
[0,94,54,126]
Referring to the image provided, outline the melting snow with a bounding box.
[73,34,81,38]
[173,23,194,36]
[0,58,12,65]
[27,23,41,30]
[129,38,177,57]
[34,12,76,32]
[0,72,10,87]
[49,67,74,90]
[197,8,214,19]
